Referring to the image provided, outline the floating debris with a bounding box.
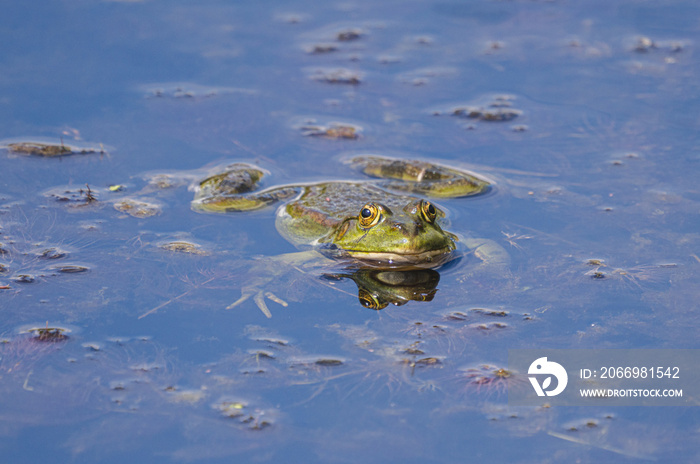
[36,247,68,260]
[11,274,35,283]
[22,324,71,342]
[450,106,521,122]
[110,381,127,391]
[470,308,509,317]
[412,357,441,366]
[458,364,520,396]
[443,311,468,321]
[337,29,363,41]
[470,322,508,331]
[314,358,344,366]
[398,67,457,86]
[288,356,345,368]
[628,36,688,55]
[402,341,424,355]
[146,174,181,190]
[215,398,274,430]
[441,307,509,321]
[435,95,522,122]
[414,36,434,45]
[129,362,163,373]
[45,184,99,205]
[159,241,209,255]
[143,83,256,99]
[5,141,104,157]
[586,269,607,279]
[311,68,363,85]
[218,400,247,418]
[82,342,102,351]
[400,356,443,373]
[484,41,505,54]
[240,367,267,375]
[114,198,162,218]
[254,336,289,346]
[633,36,656,53]
[461,364,512,385]
[48,264,90,274]
[301,122,361,139]
[306,43,338,54]
[247,349,275,360]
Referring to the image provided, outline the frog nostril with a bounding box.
[391,221,424,237]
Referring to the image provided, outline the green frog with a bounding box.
[191,155,503,316]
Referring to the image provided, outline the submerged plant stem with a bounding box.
[138,275,218,319]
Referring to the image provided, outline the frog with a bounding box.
[191,155,505,316]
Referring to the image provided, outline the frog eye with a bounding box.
[359,203,381,228]
[419,200,437,223]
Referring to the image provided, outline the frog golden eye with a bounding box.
[358,289,387,310]
[359,203,381,228]
[358,289,378,309]
[420,200,437,223]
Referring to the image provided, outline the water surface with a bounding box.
[1,0,698,462]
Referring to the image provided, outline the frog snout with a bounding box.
[390,220,424,236]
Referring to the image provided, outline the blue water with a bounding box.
[1,0,698,462]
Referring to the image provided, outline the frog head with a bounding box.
[321,199,457,267]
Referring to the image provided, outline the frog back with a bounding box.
[275,182,411,246]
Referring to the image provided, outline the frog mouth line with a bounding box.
[345,246,456,265]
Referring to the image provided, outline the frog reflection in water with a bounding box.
[192,156,499,315]
[326,268,442,311]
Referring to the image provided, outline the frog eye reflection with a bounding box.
[358,289,387,310]
[420,200,437,223]
[359,203,381,228]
